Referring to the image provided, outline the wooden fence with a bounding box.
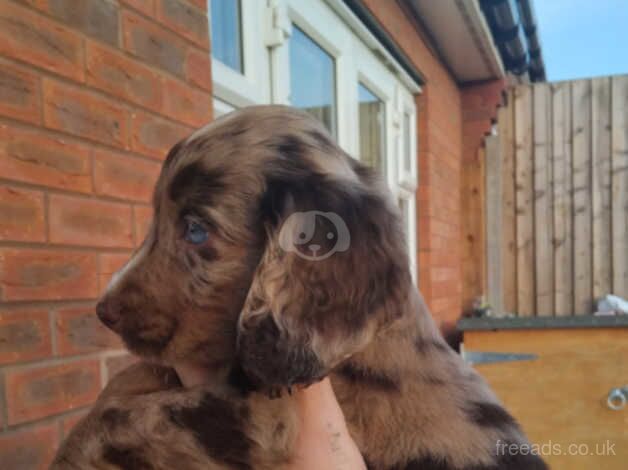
[485,75,628,316]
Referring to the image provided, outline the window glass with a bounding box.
[289,26,337,135]
[403,112,412,173]
[358,83,386,174]
[210,0,243,72]
[398,198,409,241]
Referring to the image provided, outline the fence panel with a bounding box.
[486,75,628,316]
[591,77,612,299]
[612,76,628,299]
[514,85,535,316]
[533,84,553,315]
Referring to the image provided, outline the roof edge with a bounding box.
[339,0,426,87]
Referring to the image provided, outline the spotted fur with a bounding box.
[52,106,547,470]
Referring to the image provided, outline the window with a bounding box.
[209,0,270,109]
[397,191,417,278]
[358,83,385,174]
[397,91,417,190]
[403,112,412,174]
[289,26,337,136]
[399,198,409,239]
[210,0,243,72]
[208,0,420,278]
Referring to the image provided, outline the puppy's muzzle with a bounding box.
[96,297,122,331]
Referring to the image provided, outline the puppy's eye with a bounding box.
[184,220,208,244]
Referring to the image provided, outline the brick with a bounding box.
[46,0,119,46]
[105,353,138,382]
[0,58,41,124]
[163,77,212,127]
[94,149,161,203]
[86,41,163,112]
[185,48,212,92]
[43,80,129,148]
[0,248,98,301]
[61,409,88,439]
[5,360,101,424]
[0,309,52,365]
[0,125,92,193]
[0,186,45,242]
[121,0,155,16]
[0,2,83,81]
[186,0,207,10]
[0,423,58,470]
[157,0,209,49]
[49,194,133,248]
[99,252,130,294]
[55,306,121,356]
[131,110,190,159]
[133,205,153,244]
[122,10,187,77]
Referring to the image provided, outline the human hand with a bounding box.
[175,364,366,469]
[288,378,366,470]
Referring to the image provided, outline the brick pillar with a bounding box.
[0,1,213,467]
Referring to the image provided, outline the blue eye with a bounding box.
[185,220,208,244]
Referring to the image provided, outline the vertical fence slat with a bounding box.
[515,85,535,316]
[552,82,574,316]
[572,80,593,314]
[612,76,628,298]
[592,77,613,300]
[533,84,554,315]
[486,134,503,314]
[499,92,517,314]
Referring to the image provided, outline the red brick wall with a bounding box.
[362,0,463,330]
[0,0,212,467]
[362,1,505,332]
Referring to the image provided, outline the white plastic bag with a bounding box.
[596,294,628,315]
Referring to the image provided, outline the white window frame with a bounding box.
[208,0,271,107]
[276,0,353,147]
[353,36,396,179]
[396,86,419,190]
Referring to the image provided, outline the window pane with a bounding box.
[210,0,243,72]
[358,83,386,174]
[289,26,336,135]
[398,198,410,243]
[403,112,412,172]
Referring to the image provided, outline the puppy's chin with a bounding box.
[119,321,178,361]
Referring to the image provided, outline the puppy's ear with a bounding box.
[237,156,411,392]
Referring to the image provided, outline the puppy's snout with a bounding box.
[96,297,121,330]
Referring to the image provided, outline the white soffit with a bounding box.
[408,0,504,83]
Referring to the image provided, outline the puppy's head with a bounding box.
[96,106,411,384]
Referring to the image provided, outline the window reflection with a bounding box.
[358,83,386,174]
[211,0,243,72]
[289,26,337,136]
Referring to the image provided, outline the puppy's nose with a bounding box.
[309,244,321,253]
[96,298,121,329]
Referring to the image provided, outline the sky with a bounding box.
[532,0,628,81]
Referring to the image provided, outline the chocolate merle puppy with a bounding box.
[52,106,547,470]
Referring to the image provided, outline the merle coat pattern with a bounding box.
[52,106,547,470]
